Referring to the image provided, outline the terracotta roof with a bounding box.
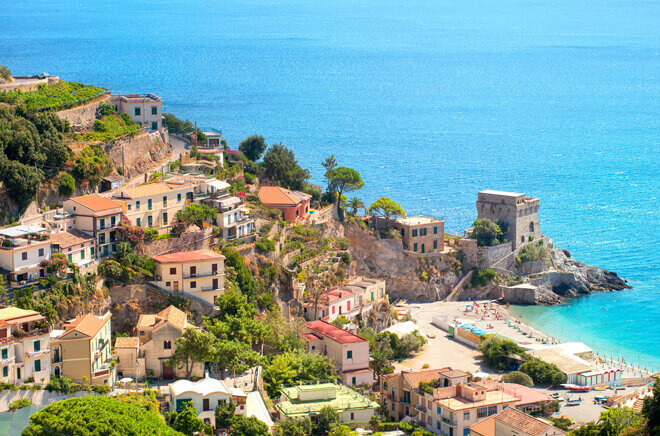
[305,320,367,344]
[500,383,552,406]
[69,194,122,212]
[50,229,93,248]
[401,368,453,387]
[494,407,553,435]
[115,181,193,199]
[152,249,224,263]
[258,186,311,206]
[136,314,158,329]
[440,369,469,379]
[157,305,188,331]
[115,336,139,348]
[468,415,496,436]
[302,333,322,342]
[62,312,111,338]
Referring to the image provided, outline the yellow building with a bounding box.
[63,194,123,259]
[51,312,116,386]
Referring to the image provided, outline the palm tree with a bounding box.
[347,197,365,216]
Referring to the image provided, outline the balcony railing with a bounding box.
[441,416,457,426]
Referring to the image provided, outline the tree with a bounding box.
[239,135,267,161]
[57,172,75,196]
[262,143,310,190]
[230,415,269,436]
[471,219,505,247]
[222,247,255,299]
[166,328,217,377]
[369,197,405,227]
[642,379,660,434]
[214,401,236,430]
[169,401,212,436]
[22,396,183,436]
[599,407,646,436]
[176,203,217,227]
[315,406,339,435]
[501,370,534,387]
[347,197,365,216]
[518,359,567,386]
[325,166,364,219]
[0,275,6,301]
[263,350,337,397]
[328,425,352,436]
[477,336,526,371]
[0,65,10,81]
[0,160,43,207]
[275,417,313,436]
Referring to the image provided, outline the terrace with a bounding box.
[0,225,50,250]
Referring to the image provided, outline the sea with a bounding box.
[1,0,658,369]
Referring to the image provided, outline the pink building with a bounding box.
[258,186,311,222]
[303,289,356,323]
[302,320,374,387]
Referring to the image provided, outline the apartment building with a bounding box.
[113,181,196,232]
[110,93,163,130]
[115,305,203,380]
[380,368,469,421]
[258,186,311,222]
[151,249,225,305]
[303,320,373,387]
[0,225,51,288]
[200,180,255,241]
[340,277,387,307]
[51,312,116,386]
[0,307,51,385]
[394,216,445,254]
[63,194,123,259]
[302,289,356,323]
[469,407,566,436]
[169,376,247,427]
[50,229,96,273]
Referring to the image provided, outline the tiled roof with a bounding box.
[305,320,367,344]
[258,186,311,206]
[115,181,192,199]
[115,337,139,348]
[500,383,552,406]
[50,229,93,248]
[62,312,111,338]
[136,314,158,329]
[0,307,41,322]
[494,407,552,435]
[69,194,122,212]
[157,305,188,331]
[152,249,224,263]
[302,333,322,342]
[468,415,496,436]
[440,369,469,378]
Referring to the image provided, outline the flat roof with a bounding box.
[396,216,444,226]
[436,390,519,411]
[528,348,593,375]
[0,225,48,238]
[479,190,525,197]
[277,384,378,416]
[152,249,224,263]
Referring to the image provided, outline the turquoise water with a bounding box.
[1,0,658,366]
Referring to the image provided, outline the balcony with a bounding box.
[181,271,225,280]
[26,348,50,360]
[441,416,457,427]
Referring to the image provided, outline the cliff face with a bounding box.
[345,224,459,302]
[104,130,171,180]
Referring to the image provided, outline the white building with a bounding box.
[0,225,51,287]
[169,376,247,427]
[110,93,163,131]
[0,307,51,385]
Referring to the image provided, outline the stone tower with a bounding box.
[476,190,541,249]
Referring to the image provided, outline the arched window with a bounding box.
[54,366,61,377]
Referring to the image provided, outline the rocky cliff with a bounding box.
[104,130,171,180]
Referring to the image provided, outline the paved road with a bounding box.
[169,135,189,161]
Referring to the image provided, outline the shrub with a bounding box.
[268,209,282,219]
[516,241,548,264]
[256,237,276,253]
[56,173,75,196]
[471,219,505,247]
[478,336,527,371]
[519,359,567,386]
[84,113,142,141]
[0,65,11,81]
[9,398,32,410]
[96,102,116,118]
[331,316,350,328]
[244,172,256,184]
[341,251,351,264]
[471,268,497,287]
[501,370,534,387]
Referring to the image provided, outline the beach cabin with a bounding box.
[579,369,621,386]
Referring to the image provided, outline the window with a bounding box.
[2,367,6,377]
[128,204,132,211]
[190,281,196,289]
[311,345,315,351]
[347,350,352,359]
[81,250,85,259]
[136,200,141,210]
[530,221,534,232]
[350,412,354,420]
[136,218,141,227]
[433,240,438,249]
[477,407,488,418]
[151,122,158,130]
[34,359,41,372]
[164,341,172,350]
[110,231,116,242]
[67,254,72,263]
[170,267,177,275]
[151,106,158,115]
[163,196,168,207]
[487,406,497,416]
[412,229,418,237]
[147,199,152,210]
[1,349,7,359]
[203,398,210,411]
[38,248,44,257]
[100,218,105,229]
[163,212,168,224]
[177,193,182,202]
[437,406,442,415]
[413,243,417,252]
[147,216,153,226]
[134,107,141,116]
[90,247,95,256]
[463,411,470,420]
[190,266,197,277]
[434,226,438,234]
[165,281,171,287]
[437,422,442,430]
[21,252,27,261]
[98,234,105,244]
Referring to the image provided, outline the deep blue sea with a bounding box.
[1,0,658,368]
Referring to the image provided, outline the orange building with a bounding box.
[258,186,311,222]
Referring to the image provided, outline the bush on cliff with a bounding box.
[471,268,497,287]
[256,237,276,254]
[72,145,112,188]
[516,240,548,264]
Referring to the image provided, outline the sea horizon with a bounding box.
[2,0,658,368]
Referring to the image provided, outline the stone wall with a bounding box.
[138,228,213,257]
[500,284,538,304]
[461,240,511,269]
[104,130,171,180]
[56,94,110,130]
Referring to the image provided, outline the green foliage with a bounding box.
[73,145,113,187]
[45,376,111,394]
[163,113,195,135]
[98,241,156,284]
[471,219,506,247]
[115,390,161,416]
[56,172,75,196]
[569,407,646,436]
[516,241,549,264]
[275,416,313,436]
[168,401,212,436]
[230,415,270,436]
[519,359,567,386]
[548,417,572,431]
[9,397,31,410]
[96,102,116,117]
[0,159,43,207]
[325,165,364,218]
[263,349,338,397]
[328,425,352,436]
[244,172,256,184]
[239,135,267,161]
[471,268,497,287]
[369,197,405,222]
[166,328,218,378]
[222,247,256,299]
[0,65,10,81]
[418,379,443,394]
[642,380,660,435]
[341,251,351,264]
[175,203,216,227]
[501,370,534,387]
[477,336,527,371]
[214,401,236,429]
[347,197,365,216]
[316,406,340,435]
[262,143,310,190]
[0,81,106,112]
[256,237,276,253]
[331,315,350,328]
[23,395,181,436]
[83,113,142,141]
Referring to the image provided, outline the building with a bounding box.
[110,93,163,130]
[303,320,373,387]
[49,229,96,273]
[50,312,115,386]
[469,407,566,436]
[476,190,541,249]
[418,381,520,436]
[275,383,378,423]
[303,289,356,323]
[113,181,197,232]
[0,225,51,288]
[379,368,469,421]
[151,249,225,305]
[115,305,203,380]
[169,376,247,427]
[258,186,311,222]
[100,174,124,192]
[527,348,593,385]
[63,194,123,259]
[201,180,256,241]
[498,383,554,415]
[340,277,387,307]
[394,216,445,253]
[0,307,52,385]
[200,129,223,149]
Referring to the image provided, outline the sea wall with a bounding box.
[56,93,110,129]
[104,130,171,180]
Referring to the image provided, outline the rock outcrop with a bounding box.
[104,130,171,180]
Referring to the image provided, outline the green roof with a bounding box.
[277,384,378,417]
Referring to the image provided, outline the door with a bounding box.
[421,244,425,253]
[173,282,179,292]
[162,362,174,380]
[212,278,218,289]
